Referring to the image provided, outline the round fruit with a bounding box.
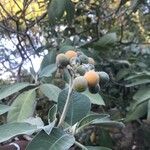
[79,54,89,64]
[98,71,110,84]
[76,65,87,75]
[84,70,99,87]
[89,84,100,94]
[73,76,88,92]
[88,57,95,65]
[56,53,69,68]
[65,50,77,59]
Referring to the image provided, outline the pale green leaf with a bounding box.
[39,64,57,78]
[0,122,37,143]
[83,90,105,106]
[7,89,36,122]
[0,82,30,100]
[26,128,75,150]
[0,104,11,115]
[57,89,91,125]
[40,84,61,102]
[40,49,57,70]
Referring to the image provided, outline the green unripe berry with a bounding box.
[73,76,88,92]
[56,53,69,68]
[98,71,110,84]
[76,65,87,75]
[89,84,100,94]
[79,54,89,64]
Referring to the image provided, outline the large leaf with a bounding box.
[7,89,36,122]
[0,104,11,115]
[0,82,30,100]
[57,89,91,125]
[26,128,75,150]
[86,146,112,150]
[0,122,37,143]
[125,101,148,122]
[76,114,109,132]
[76,114,124,133]
[65,0,75,24]
[40,49,57,71]
[133,87,150,102]
[48,0,66,24]
[39,64,57,78]
[83,90,105,106]
[93,33,117,48]
[125,79,150,87]
[130,87,150,111]
[40,84,61,102]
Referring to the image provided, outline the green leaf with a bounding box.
[40,49,57,70]
[0,82,30,100]
[7,89,36,122]
[57,89,91,125]
[40,84,61,102]
[39,64,57,78]
[59,45,75,53]
[76,114,109,132]
[83,90,105,106]
[48,105,57,123]
[116,68,130,81]
[26,128,75,150]
[65,0,74,24]
[147,100,150,120]
[86,146,112,150]
[48,0,66,24]
[0,122,37,143]
[91,119,125,129]
[133,87,150,101]
[125,71,150,81]
[93,33,117,48]
[125,101,148,122]
[0,104,11,115]
[125,79,150,87]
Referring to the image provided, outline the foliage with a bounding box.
[0,0,150,149]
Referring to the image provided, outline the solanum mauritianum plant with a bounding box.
[0,48,125,150]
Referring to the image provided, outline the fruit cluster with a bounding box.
[56,50,109,94]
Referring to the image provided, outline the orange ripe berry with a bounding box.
[84,70,99,87]
[65,50,77,59]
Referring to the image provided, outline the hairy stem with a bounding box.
[57,77,73,127]
[75,141,88,150]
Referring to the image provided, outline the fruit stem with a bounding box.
[57,73,73,127]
